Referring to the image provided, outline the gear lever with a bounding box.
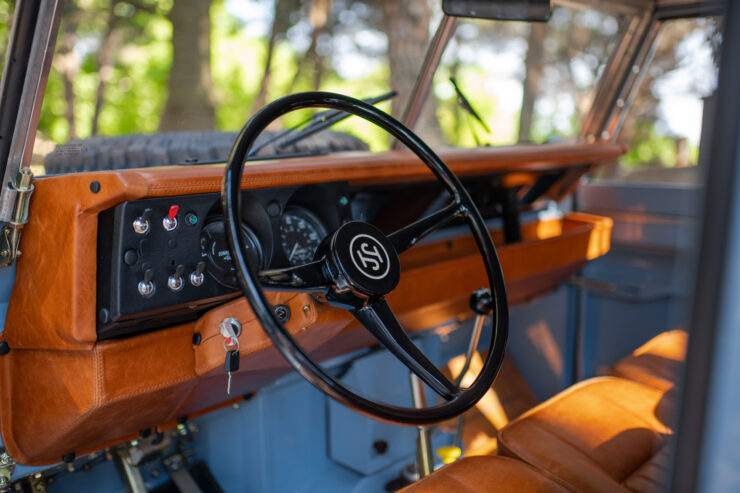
[451,288,494,450]
[456,288,494,385]
[403,288,494,482]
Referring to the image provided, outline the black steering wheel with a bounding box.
[221,92,508,426]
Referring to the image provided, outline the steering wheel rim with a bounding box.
[222,91,508,426]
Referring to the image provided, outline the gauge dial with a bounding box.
[201,220,263,288]
[280,208,327,266]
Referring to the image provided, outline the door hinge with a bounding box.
[0,167,34,267]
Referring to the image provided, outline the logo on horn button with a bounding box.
[349,234,390,280]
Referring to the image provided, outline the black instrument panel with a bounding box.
[96,183,351,339]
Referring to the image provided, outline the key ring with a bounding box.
[220,317,242,351]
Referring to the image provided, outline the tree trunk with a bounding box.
[55,29,79,140]
[63,70,76,140]
[381,0,440,144]
[253,0,299,110]
[160,0,214,132]
[307,0,331,90]
[91,2,119,136]
[518,22,546,143]
[253,8,280,111]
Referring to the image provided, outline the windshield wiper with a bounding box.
[449,77,491,145]
[248,90,397,157]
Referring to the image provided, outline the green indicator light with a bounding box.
[339,196,348,206]
[186,213,198,225]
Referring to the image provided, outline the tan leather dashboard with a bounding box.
[0,143,620,464]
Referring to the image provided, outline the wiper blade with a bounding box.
[449,77,491,135]
[248,90,397,157]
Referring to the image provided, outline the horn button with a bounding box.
[328,221,401,297]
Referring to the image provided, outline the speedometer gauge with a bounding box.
[280,207,327,266]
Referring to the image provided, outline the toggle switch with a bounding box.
[133,208,153,235]
[190,261,206,287]
[168,264,185,292]
[138,268,155,298]
[163,205,179,231]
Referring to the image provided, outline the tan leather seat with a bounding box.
[498,377,675,493]
[610,329,688,391]
[399,456,570,492]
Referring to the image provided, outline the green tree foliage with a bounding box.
[37,0,172,145]
[0,0,720,171]
[0,1,14,75]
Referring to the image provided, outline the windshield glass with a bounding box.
[26,1,626,175]
[418,6,625,148]
[595,16,722,182]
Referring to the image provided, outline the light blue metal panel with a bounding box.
[506,285,575,401]
[328,336,437,475]
[0,264,15,331]
[193,372,332,493]
[576,246,690,377]
[576,181,699,378]
[695,122,740,493]
[46,459,127,493]
[697,281,740,493]
[579,181,702,218]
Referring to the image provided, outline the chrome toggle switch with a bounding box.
[190,261,206,287]
[133,208,153,235]
[138,268,156,298]
[163,205,179,232]
[168,264,185,292]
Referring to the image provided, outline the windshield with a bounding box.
[24,1,626,175]
[418,7,625,148]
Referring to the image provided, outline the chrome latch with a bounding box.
[0,168,34,267]
[0,447,15,493]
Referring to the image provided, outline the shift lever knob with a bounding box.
[469,288,493,316]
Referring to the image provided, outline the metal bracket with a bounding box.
[162,453,202,493]
[0,167,34,267]
[495,186,522,244]
[114,449,147,493]
[0,448,16,493]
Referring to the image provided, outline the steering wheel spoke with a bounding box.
[352,298,460,401]
[388,200,466,255]
[259,258,329,291]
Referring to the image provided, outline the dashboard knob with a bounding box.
[190,261,206,287]
[138,268,155,298]
[168,264,185,292]
[133,208,153,235]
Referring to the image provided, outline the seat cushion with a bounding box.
[398,456,569,493]
[611,329,688,391]
[498,377,675,493]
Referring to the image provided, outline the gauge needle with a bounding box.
[289,243,300,262]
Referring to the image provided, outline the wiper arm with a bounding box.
[449,77,491,138]
[248,90,397,157]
